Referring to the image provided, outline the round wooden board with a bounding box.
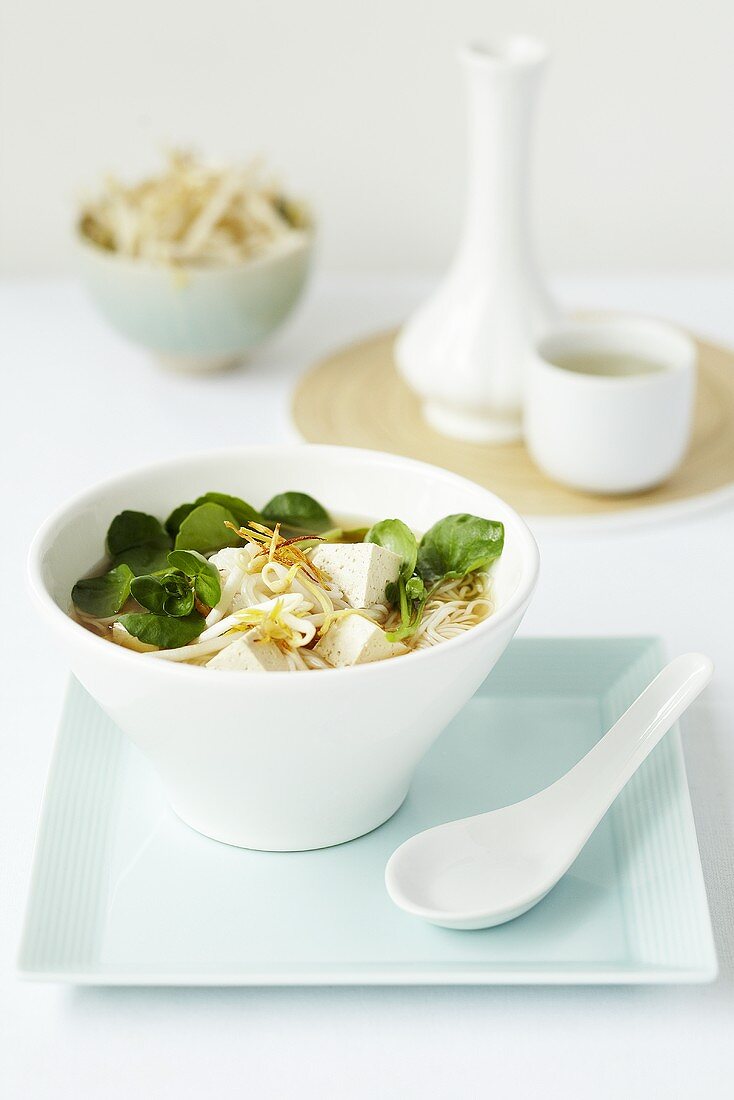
[292,328,734,519]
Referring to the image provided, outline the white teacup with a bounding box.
[525,318,696,494]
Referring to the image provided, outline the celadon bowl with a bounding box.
[76,229,313,372]
[28,446,539,851]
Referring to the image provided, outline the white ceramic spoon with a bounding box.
[385,653,713,930]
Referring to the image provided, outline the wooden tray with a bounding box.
[292,329,734,520]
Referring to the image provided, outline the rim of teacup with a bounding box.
[534,317,697,387]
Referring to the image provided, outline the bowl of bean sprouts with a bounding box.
[76,151,313,372]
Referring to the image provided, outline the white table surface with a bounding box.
[2,273,733,1098]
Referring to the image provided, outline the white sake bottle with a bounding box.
[395,37,558,443]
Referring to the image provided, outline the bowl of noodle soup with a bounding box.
[29,445,539,851]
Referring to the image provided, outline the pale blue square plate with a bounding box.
[18,638,716,984]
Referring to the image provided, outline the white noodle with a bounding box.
[151,633,242,662]
[205,563,245,626]
[383,571,493,651]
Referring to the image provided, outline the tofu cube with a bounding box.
[314,615,407,667]
[208,634,289,671]
[310,543,401,608]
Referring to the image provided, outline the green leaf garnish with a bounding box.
[164,502,196,538]
[194,492,260,528]
[366,519,424,641]
[130,574,167,614]
[72,563,134,617]
[131,550,222,620]
[167,549,221,608]
[161,573,195,617]
[112,544,172,576]
[106,510,170,557]
[166,494,260,539]
[105,509,172,575]
[174,502,242,555]
[405,575,426,602]
[261,491,332,533]
[384,572,427,643]
[365,518,418,582]
[117,611,206,649]
[416,514,504,588]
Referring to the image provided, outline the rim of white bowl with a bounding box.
[74,224,314,277]
[27,444,540,684]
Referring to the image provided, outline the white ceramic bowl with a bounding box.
[28,445,539,851]
[76,230,313,372]
[525,318,696,494]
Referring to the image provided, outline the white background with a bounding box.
[1,0,733,275]
[1,273,733,1097]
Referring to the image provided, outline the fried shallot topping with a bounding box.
[224,520,327,584]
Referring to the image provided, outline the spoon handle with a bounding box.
[546,653,712,827]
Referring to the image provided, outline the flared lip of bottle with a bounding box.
[460,35,549,70]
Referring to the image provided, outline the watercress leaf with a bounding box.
[167,549,221,608]
[174,503,242,554]
[261,492,332,533]
[416,514,505,587]
[106,509,172,576]
[162,571,188,595]
[405,575,426,601]
[165,502,196,538]
[72,564,133,617]
[133,570,196,618]
[386,596,427,642]
[385,580,399,606]
[166,550,203,576]
[166,496,259,538]
[386,621,417,643]
[117,611,205,649]
[130,574,167,613]
[194,571,220,608]
[163,587,195,617]
[167,548,213,576]
[106,510,170,556]
[194,493,261,528]
[163,571,191,601]
[365,519,418,581]
[111,544,173,576]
